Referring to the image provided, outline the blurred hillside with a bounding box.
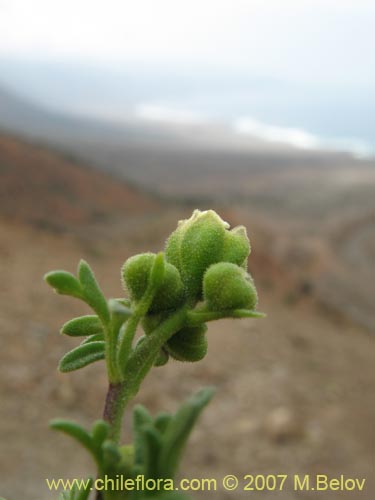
[0,133,159,230]
[1,122,373,329]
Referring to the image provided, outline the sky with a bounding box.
[0,1,374,155]
[1,0,374,84]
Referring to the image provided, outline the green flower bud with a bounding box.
[165,210,229,299]
[203,262,258,311]
[222,225,250,268]
[121,253,184,313]
[165,210,251,301]
[136,335,169,367]
[154,347,169,367]
[166,324,208,362]
[122,253,154,301]
[141,312,166,335]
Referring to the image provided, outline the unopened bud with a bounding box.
[166,324,208,362]
[203,262,258,311]
[165,210,233,299]
[222,225,250,269]
[121,253,184,313]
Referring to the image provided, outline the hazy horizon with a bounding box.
[0,1,374,157]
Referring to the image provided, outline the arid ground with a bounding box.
[0,134,374,500]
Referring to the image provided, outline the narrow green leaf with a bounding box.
[231,309,266,318]
[102,439,122,469]
[133,405,153,468]
[59,478,93,500]
[133,405,153,429]
[50,420,96,457]
[159,387,215,479]
[108,299,132,319]
[119,444,134,472]
[143,426,162,479]
[44,270,83,298]
[114,297,131,308]
[187,308,266,326]
[154,412,173,435]
[78,260,110,324]
[91,420,110,448]
[76,479,93,500]
[108,298,132,332]
[59,342,105,373]
[80,333,105,345]
[61,315,103,337]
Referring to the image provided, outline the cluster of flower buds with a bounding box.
[121,210,259,364]
[45,210,263,494]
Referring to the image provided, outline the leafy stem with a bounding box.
[45,209,265,500]
[116,252,166,377]
[106,307,188,442]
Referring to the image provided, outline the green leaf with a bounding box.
[115,297,131,308]
[133,405,153,468]
[143,426,162,479]
[59,342,105,372]
[58,478,93,500]
[154,412,173,435]
[119,444,134,472]
[133,405,153,429]
[102,439,122,469]
[50,420,96,458]
[80,333,105,345]
[132,405,163,479]
[108,299,132,318]
[231,309,266,318]
[91,420,110,450]
[159,387,215,479]
[186,308,266,326]
[44,270,83,298]
[78,260,110,324]
[108,298,132,331]
[61,315,103,337]
[75,479,93,500]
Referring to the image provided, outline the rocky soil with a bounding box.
[0,133,374,500]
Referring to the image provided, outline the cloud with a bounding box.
[234,117,319,149]
[233,117,371,158]
[134,103,207,125]
[133,105,372,158]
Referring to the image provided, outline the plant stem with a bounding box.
[124,308,187,396]
[95,307,188,500]
[96,307,186,500]
[104,308,188,441]
[105,325,121,383]
[116,313,141,376]
[103,382,125,428]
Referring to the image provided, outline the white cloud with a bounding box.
[134,103,206,125]
[234,116,371,158]
[234,117,320,149]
